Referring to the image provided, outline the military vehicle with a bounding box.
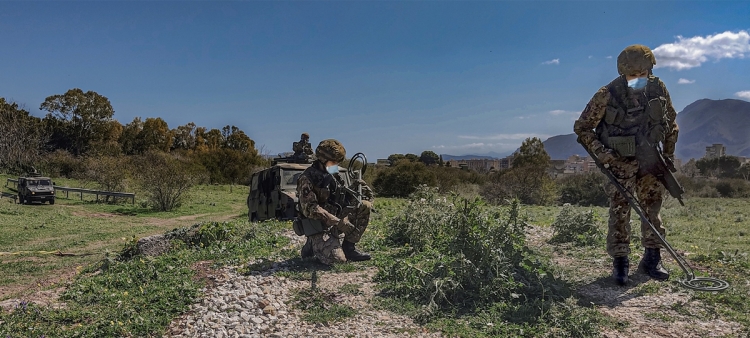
[246,153,366,222]
[17,174,56,205]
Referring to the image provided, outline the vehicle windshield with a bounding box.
[28,180,51,186]
[281,169,304,189]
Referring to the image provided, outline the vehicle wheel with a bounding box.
[17,195,23,204]
[250,212,258,222]
[49,199,55,205]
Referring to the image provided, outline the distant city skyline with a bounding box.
[1,1,749,159]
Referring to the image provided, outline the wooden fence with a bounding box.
[5,178,136,204]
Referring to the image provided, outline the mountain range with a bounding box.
[442,98,750,161]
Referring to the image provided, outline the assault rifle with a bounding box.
[638,143,685,206]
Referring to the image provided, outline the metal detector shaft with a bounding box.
[584,148,695,279]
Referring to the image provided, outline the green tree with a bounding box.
[512,137,550,168]
[120,117,144,155]
[0,98,47,173]
[140,117,173,152]
[171,122,197,151]
[419,150,440,166]
[481,137,556,205]
[717,156,741,178]
[696,157,718,177]
[40,88,115,155]
[387,154,406,165]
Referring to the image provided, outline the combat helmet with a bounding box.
[301,132,309,140]
[316,139,346,163]
[617,44,656,76]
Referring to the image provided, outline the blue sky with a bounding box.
[2,1,749,160]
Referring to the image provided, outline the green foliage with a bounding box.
[419,150,440,166]
[372,161,437,197]
[376,186,575,328]
[557,172,609,207]
[0,98,47,174]
[677,176,750,198]
[0,218,290,337]
[430,166,486,193]
[696,156,744,178]
[481,168,557,205]
[133,151,197,211]
[293,288,358,324]
[480,137,556,205]
[548,205,604,246]
[40,88,116,156]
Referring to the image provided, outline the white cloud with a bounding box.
[677,78,696,84]
[653,30,750,70]
[736,91,750,100]
[542,58,560,65]
[588,55,593,59]
[606,55,613,59]
[549,109,572,115]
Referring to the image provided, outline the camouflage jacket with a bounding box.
[296,162,374,228]
[574,76,679,158]
[293,141,313,156]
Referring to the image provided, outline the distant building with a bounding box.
[375,159,390,166]
[705,144,726,159]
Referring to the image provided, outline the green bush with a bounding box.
[376,186,571,323]
[549,205,604,246]
[557,172,609,207]
[372,160,437,197]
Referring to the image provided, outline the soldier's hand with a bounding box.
[597,148,617,167]
[337,216,355,233]
[361,200,373,210]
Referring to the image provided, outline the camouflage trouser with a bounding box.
[606,159,666,258]
[309,201,371,265]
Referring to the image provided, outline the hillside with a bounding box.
[536,99,750,160]
[674,98,750,160]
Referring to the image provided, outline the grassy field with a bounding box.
[0,174,250,298]
[1,176,748,337]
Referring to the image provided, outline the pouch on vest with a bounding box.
[608,136,636,157]
[604,105,624,125]
[647,97,666,121]
[292,218,325,236]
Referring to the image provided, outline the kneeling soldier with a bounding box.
[296,139,373,265]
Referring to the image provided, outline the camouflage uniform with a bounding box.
[574,53,679,259]
[296,140,374,265]
[292,133,313,161]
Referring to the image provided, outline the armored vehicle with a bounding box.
[17,175,56,205]
[246,158,358,222]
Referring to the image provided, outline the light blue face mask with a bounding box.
[627,77,648,90]
[326,165,339,174]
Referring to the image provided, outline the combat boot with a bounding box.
[638,248,669,281]
[612,256,629,286]
[342,240,371,262]
[301,237,313,258]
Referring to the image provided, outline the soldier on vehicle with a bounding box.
[296,139,373,265]
[292,133,313,162]
[574,45,679,285]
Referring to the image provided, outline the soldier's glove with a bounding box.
[336,216,355,234]
[597,148,618,168]
[360,200,373,210]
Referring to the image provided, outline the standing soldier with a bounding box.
[296,139,373,265]
[292,133,314,162]
[574,45,679,285]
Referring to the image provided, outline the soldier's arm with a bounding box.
[297,175,340,227]
[573,86,610,155]
[661,82,679,156]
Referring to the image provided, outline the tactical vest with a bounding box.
[596,75,669,161]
